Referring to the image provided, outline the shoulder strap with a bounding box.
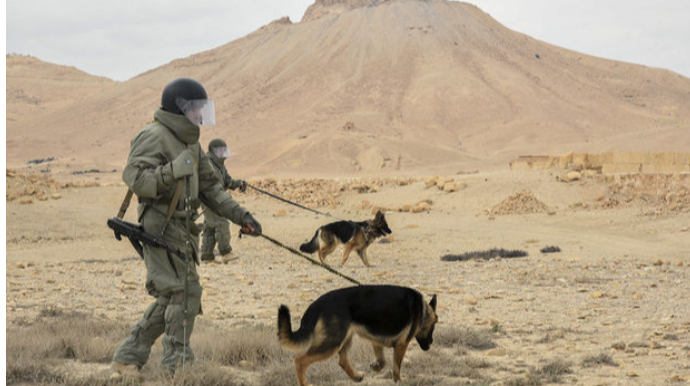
[117,189,134,219]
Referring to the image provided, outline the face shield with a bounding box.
[176,97,215,126]
[212,146,231,159]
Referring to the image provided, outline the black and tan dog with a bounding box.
[278,285,438,386]
[299,211,392,267]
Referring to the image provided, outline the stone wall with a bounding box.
[510,152,690,175]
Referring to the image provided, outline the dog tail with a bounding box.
[299,229,320,254]
[278,305,312,352]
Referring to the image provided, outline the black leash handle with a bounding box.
[259,233,362,286]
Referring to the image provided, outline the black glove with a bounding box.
[238,180,247,193]
[240,212,262,237]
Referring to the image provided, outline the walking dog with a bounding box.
[278,285,438,385]
[299,211,392,267]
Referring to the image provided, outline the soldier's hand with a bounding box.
[171,149,195,179]
[241,212,262,237]
[238,180,247,193]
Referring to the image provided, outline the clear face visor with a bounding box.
[212,146,231,159]
[176,98,215,126]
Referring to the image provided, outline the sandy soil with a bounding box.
[6,170,690,385]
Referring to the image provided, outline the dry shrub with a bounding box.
[536,358,572,383]
[192,323,284,367]
[441,249,527,262]
[405,350,492,385]
[6,359,64,385]
[8,311,470,386]
[505,372,542,386]
[7,309,127,385]
[434,326,496,350]
[539,246,561,254]
[581,353,618,368]
[8,309,128,364]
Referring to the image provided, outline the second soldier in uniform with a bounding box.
[200,138,246,262]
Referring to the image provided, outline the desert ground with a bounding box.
[7,0,690,384]
[6,169,690,385]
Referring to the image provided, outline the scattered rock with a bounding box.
[412,202,432,213]
[629,341,650,348]
[611,341,627,350]
[560,171,581,182]
[486,348,507,357]
[649,340,665,349]
[489,190,551,216]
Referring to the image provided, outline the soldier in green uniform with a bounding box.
[200,138,246,262]
[110,78,262,379]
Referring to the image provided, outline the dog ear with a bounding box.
[375,210,383,218]
[429,294,437,311]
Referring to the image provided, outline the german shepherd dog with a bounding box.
[278,285,438,386]
[299,211,392,267]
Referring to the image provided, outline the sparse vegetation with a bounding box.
[435,326,496,350]
[27,157,57,165]
[505,359,572,386]
[7,311,128,384]
[7,311,504,386]
[188,323,284,368]
[540,245,561,254]
[536,359,572,383]
[536,329,566,344]
[441,249,528,262]
[581,353,618,368]
[505,372,542,386]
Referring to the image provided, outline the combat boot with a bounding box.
[200,252,215,262]
[221,252,239,264]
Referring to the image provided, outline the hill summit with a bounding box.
[7,0,690,177]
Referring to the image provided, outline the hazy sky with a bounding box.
[6,0,690,81]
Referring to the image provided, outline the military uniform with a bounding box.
[112,106,260,374]
[200,143,244,261]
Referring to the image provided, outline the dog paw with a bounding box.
[370,362,385,372]
[354,374,364,383]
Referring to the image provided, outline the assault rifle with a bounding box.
[107,217,198,278]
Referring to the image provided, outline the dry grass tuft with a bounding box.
[7,311,498,386]
[434,325,497,350]
[581,353,618,368]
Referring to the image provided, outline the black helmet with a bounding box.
[161,78,208,115]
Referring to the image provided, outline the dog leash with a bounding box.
[247,183,346,221]
[241,231,362,286]
[242,183,362,285]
